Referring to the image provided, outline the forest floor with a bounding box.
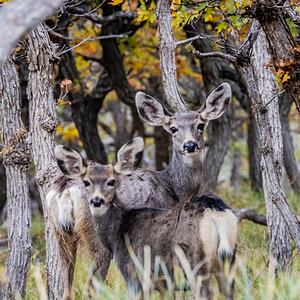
[0,184,299,299]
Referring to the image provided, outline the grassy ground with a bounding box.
[0,184,299,299]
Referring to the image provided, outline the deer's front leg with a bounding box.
[82,249,112,299]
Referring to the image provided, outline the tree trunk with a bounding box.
[248,114,263,191]
[239,23,300,267]
[71,95,108,164]
[55,14,110,164]
[108,100,132,152]
[184,21,232,193]
[0,58,31,298]
[254,0,300,111]
[156,0,186,112]
[231,146,242,192]
[0,158,6,215]
[0,0,64,65]
[26,24,63,298]
[280,93,300,192]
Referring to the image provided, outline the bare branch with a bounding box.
[68,6,137,25]
[193,49,237,62]
[175,34,217,47]
[0,0,64,65]
[50,30,130,41]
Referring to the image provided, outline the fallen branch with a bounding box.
[233,208,300,226]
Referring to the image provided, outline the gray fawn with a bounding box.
[55,137,238,299]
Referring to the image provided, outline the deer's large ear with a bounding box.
[135,92,170,126]
[198,83,231,121]
[114,137,144,174]
[55,145,87,178]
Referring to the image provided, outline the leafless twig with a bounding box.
[175,34,217,47]
[193,49,236,62]
[50,30,130,42]
[266,90,286,106]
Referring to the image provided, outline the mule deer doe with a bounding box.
[84,83,234,292]
[55,137,238,299]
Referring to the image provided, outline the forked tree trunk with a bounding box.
[26,24,63,298]
[0,58,31,298]
[239,24,300,266]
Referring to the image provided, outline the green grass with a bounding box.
[0,184,300,299]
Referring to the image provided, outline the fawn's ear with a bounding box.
[198,83,231,121]
[55,145,87,178]
[114,137,144,175]
[135,92,171,126]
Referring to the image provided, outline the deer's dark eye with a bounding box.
[170,127,178,134]
[197,123,205,131]
[107,180,115,186]
[83,180,90,187]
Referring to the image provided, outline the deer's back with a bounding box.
[116,169,179,209]
[113,195,232,284]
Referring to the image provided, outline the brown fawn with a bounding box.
[46,138,143,300]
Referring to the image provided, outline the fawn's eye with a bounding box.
[197,123,205,131]
[107,180,115,186]
[170,127,178,134]
[83,180,90,187]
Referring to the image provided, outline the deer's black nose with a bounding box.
[184,141,198,153]
[91,197,105,207]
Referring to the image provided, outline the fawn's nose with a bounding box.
[183,141,198,153]
[91,197,105,207]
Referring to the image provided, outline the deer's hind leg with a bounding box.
[60,238,77,300]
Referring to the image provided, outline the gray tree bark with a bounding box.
[156,0,187,112]
[0,158,7,215]
[239,23,300,266]
[248,114,263,191]
[0,58,31,298]
[26,24,63,298]
[280,93,300,192]
[0,0,64,65]
[254,0,300,111]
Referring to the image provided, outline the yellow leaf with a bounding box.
[282,73,290,83]
[108,0,124,6]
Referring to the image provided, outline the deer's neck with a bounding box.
[94,199,124,252]
[160,147,203,201]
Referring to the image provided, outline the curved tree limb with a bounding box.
[0,0,64,65]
